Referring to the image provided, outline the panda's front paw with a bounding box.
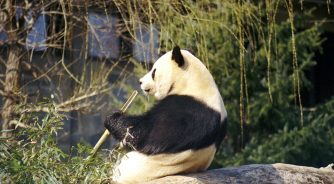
[104,110,123,130]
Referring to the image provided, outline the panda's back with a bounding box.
[135,95,226,155]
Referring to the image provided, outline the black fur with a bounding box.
[172,46,185,67]
[151,68,156,80]
[167,83,174,94]
[104,95,227,155]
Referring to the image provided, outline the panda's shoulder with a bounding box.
[161,94,196,103]
[156,95,202,107]
[150,95,214,114]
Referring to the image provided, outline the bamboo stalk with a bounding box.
[87,90,138,159]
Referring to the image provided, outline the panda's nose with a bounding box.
[139,80,142,85]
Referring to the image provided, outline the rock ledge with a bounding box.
[145,163,334,184]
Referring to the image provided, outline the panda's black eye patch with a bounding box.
[152,68,156,80]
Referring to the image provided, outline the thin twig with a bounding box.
[22,87,111,113]
[9,120,38,130]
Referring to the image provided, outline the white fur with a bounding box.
[113,50,226,184]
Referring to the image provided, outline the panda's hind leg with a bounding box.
[112,151,164,184]
[112,145,216,184]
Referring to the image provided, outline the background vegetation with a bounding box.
[1,0,333,183]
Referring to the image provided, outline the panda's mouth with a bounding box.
[141,87,153,95]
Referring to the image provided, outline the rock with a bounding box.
[145,163,334,184]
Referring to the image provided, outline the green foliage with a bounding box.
[0,102,115,183]
[217,98,334,167]
[210,8,333,168]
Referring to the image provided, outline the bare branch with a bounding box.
[22,87,111,113]
[9,120,38,130]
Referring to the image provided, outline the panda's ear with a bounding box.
[172,46,185,67]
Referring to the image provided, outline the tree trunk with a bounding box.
[1,0,22,138]
[1,46,21,138]
[145,163,334,184]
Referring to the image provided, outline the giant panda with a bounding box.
[104,46,227,184]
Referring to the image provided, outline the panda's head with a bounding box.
[139,46,225,118]
[139,46,187,100]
